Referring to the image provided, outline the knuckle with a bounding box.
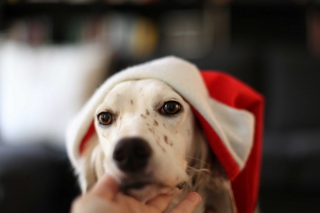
[71,196,85,212]
[186,192,201,203]
[71,201,80,210]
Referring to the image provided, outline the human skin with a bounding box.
[71,174,202,213]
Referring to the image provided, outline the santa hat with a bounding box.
[66,56,264,213]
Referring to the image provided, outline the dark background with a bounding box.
[0,0,320,212]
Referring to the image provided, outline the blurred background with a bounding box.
[0,0,320,212]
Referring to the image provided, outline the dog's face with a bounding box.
[93,79,196,202]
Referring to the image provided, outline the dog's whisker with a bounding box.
[186,165,220,188]
[186,166,210,175]
[185,156,211,165]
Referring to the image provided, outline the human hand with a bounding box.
[71,174,202,213]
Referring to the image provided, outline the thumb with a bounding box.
[88,174,119,200]
[169,192,202,213]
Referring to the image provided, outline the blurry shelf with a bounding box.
[2,1,205,17]
[0,1,206,43]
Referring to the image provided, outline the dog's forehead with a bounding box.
[115,79,169,92]
[103,79,179,102]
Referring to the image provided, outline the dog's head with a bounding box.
[67,56,263,213]
[81,79,204,202]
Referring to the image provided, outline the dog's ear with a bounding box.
[204,178,237,213]
[77,132,105,193]
[189,124,237,213]
[205,145,237,213]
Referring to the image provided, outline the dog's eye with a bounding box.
[97,112,113,125]
[161,101,181,115]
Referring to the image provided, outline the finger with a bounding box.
[71,195,114,213]
[169,192,202,213]
[88,174,119,200]
[116,193,146,213]
[146,194,174,212]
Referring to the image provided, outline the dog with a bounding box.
[78,79,236,213]
[67,56,263,213]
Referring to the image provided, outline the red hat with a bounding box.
[66,56,264,213]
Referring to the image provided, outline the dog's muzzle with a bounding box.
[113,137,152,173]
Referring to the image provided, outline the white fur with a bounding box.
[67,57,255,174]
[77,79,237,213]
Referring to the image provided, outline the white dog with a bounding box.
[67,57,263,213]
[83,79,234,212]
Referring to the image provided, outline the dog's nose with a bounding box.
[113,137,152,173]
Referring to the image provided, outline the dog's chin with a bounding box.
[120,182,180,203]
[126,184,179,203]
